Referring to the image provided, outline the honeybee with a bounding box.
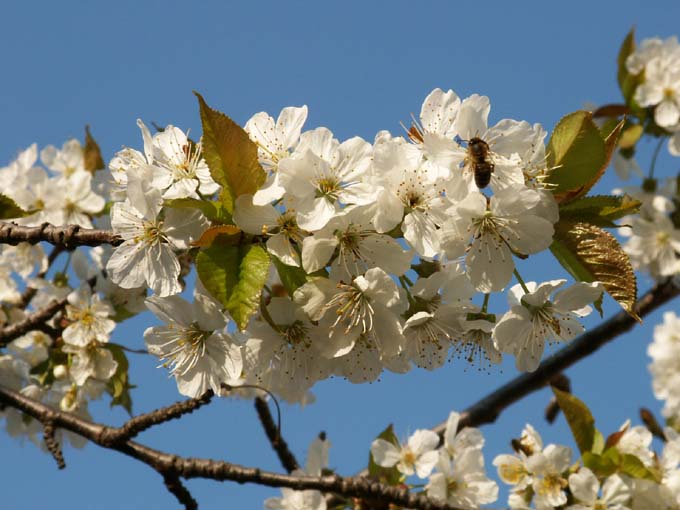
[467,137,494,189]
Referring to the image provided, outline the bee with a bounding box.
[467,137,494,189]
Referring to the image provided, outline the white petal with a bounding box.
[370,439,401,467]
[553,282,602,313]
[415,449,439,478]
[233,194,280,234]
[408,429,439,454]
[655,99,680,128]
[568,467,598,505]
[297,197,337,231]
[467,235,514,292]
[302,236,338,273]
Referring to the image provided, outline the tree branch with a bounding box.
[254,396,300,473]
[0,385,472,510]
[0,298,68,348]
[163,473,198,510]
[97,391,215,445]
[0,222,121,248]
[19,245,65,308]
[436,278,680,435]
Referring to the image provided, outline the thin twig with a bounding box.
[163,473,198,510]
[98,390,215,445]
[0,298,68,348]
[0,222,121,248]
[254,397,300,473]
[0,385,473,510]
[43,419,66,469]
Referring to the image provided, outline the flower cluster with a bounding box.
[495,421,680,510]
[627,36,680,134]
[0,88,610,409]
[0,140,134,445]
[649,311,680,428]
[229,90,602,402]
[618,172,680,280]
[370,412,498,509]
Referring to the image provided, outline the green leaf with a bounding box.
[83,125,105,172]
[618,28,642,104]
[559,194,641,228]
[195,92,265,213]
[105,344,134,415]
[165,198,232,224]
[368,424,403,486]
[271,257,328,297]
[550,222,639,319]
[619,124,644,149]
[592,429,605,454]
[272,257,309,296]
[0,194,34,219]
[196,243,270,330]
[620,453,659,482]
[546,111,607,197]
[552,387,595,454]
[582,452,617,478]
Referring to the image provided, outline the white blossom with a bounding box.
[371,429,440,478]
[144,293,243,397]
[494,280,602,372]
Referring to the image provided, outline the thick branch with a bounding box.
[0,222,121,248]
[435,279,680,435]
[0,298,67,348]
[254,397,300,473]
[0,385,472,510]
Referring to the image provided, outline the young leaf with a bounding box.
[552,387,595,454]
[620,453,660,482]
[618,124,644,149]
[546,111,607,199]
[559,194,641,227]
[165,198,233,224]
[104,344,134,415]
[552,118,624,204]
[551,222,639,320]
[192,225,241,248]
[194,92,265,213]
[617,28,642,105]
[196,243,270,330]
[592,429,605,454]
[83,125,105,172]
[582,452,617,478]
[271,257,328,297]
[368,424,403,486]
[0,194,33,219]
[272,257,309,296]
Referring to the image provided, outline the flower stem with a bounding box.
[649,137,664,179]
[481,293,490,313]
[513,269,530,294]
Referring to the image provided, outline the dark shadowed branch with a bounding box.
[0,384,473,510]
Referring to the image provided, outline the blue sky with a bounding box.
[2,1,680,509]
